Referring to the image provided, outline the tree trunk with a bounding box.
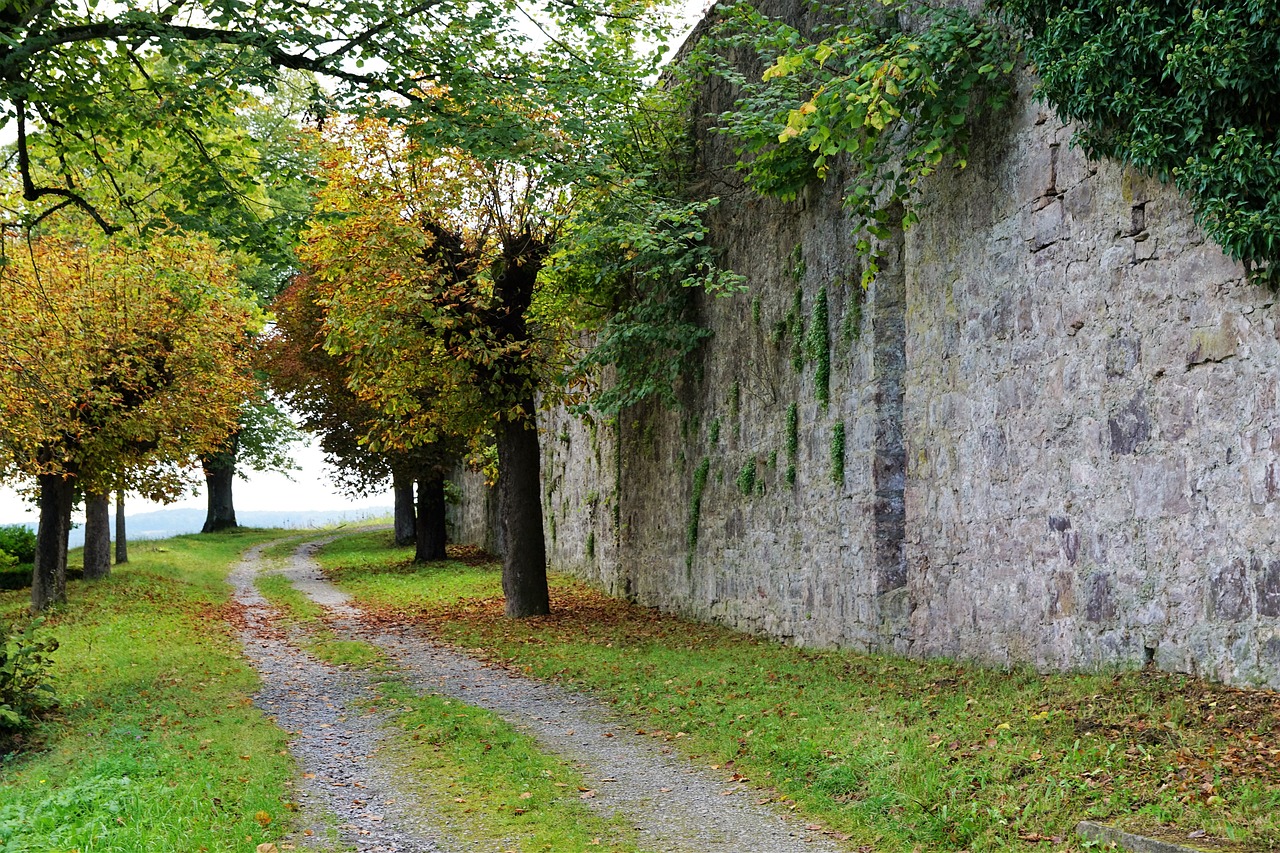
[414,473,447,562]
[115,490,128,564]
[497,406,549,617]
[201,445,238,533]
[30,474,74,613]
[83,491,111,580]
[490,233,550,618]
[393,470,416,547]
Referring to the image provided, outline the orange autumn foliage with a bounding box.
[0,230,261,497]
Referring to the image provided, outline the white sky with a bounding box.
[0,433,391,526]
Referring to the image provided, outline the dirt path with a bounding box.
[237,535,852,853]
[230,543,455,852]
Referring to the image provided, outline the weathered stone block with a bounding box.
[1105,336,1142,377]
[1109,391,1151,456]
[1084,572,1116,623]
[1031,199,1064,251]
[1188,316,1241,366]
[1208,559,1253,621]
[1257,559,1280,618]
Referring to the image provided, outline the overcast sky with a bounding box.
[0,433,392,526]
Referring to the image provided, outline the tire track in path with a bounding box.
[230,541,454,852]
[270,536,852,853]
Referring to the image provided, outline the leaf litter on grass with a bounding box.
[314,533,1280,852]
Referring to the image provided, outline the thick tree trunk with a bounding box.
[83,491,111,580]
[497,407,549,617]
[490,233,550,618]
[30,474,74,613]
[393,471,416,547]
[115,490,128,564]
[414,473,447,562]
[202,447,238,533]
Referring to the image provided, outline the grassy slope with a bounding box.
[0,530,295,853]
[318,531,1280,853]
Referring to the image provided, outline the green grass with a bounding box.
[254,571,386,669]
[258,535,312,562]
[261,538,646,851]
[317,533,1280,853]
[0,529,298,853]
[368,678,647,853]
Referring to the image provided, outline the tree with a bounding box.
[260,271,451,555]
[199,396,301,533]
[299,119,567,614]
[0,0,657,236]
[303,98,740,614]
[0,228,260,610]
[115,489,127,565]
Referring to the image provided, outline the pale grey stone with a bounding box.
[446,42,1280,690]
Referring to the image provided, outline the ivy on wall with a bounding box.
[1004,0,1280,283]
[788,286,805,371]
[693,0,1016,285]
[736,458,758,495]
[804,286,830,408]
[687,456,712,550]
[785,401,799,486]
[830,421,846,486]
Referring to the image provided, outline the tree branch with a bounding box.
[16,102,121,234]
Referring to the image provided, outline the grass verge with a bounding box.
[368,678,646,853]
[259,549,647,852]
[0,530,297,853]
[255,570,386,669]
[318,531,1280,853]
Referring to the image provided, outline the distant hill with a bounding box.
[4,506,392,548]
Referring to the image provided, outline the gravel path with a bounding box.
[230,543,454,852]
[269,536,852,853]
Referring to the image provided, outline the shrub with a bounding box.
[0,525,36,564]
[1,619,60,731]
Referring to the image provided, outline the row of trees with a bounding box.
[0,230,265,609]
[1,0,739,616]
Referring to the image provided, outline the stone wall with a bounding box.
[453,10,1280,689]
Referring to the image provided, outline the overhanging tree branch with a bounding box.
[15,102,121,234]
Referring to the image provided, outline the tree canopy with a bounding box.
[0,226,262,609]
[0,0,669,236]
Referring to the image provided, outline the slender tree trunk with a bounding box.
[497,406,549,617]
[115,490,128,564]
[393,470,416,547]
[414,473,447,562]
[202,442,238,533]
[83,491,111,580]
[30,474,74,613]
